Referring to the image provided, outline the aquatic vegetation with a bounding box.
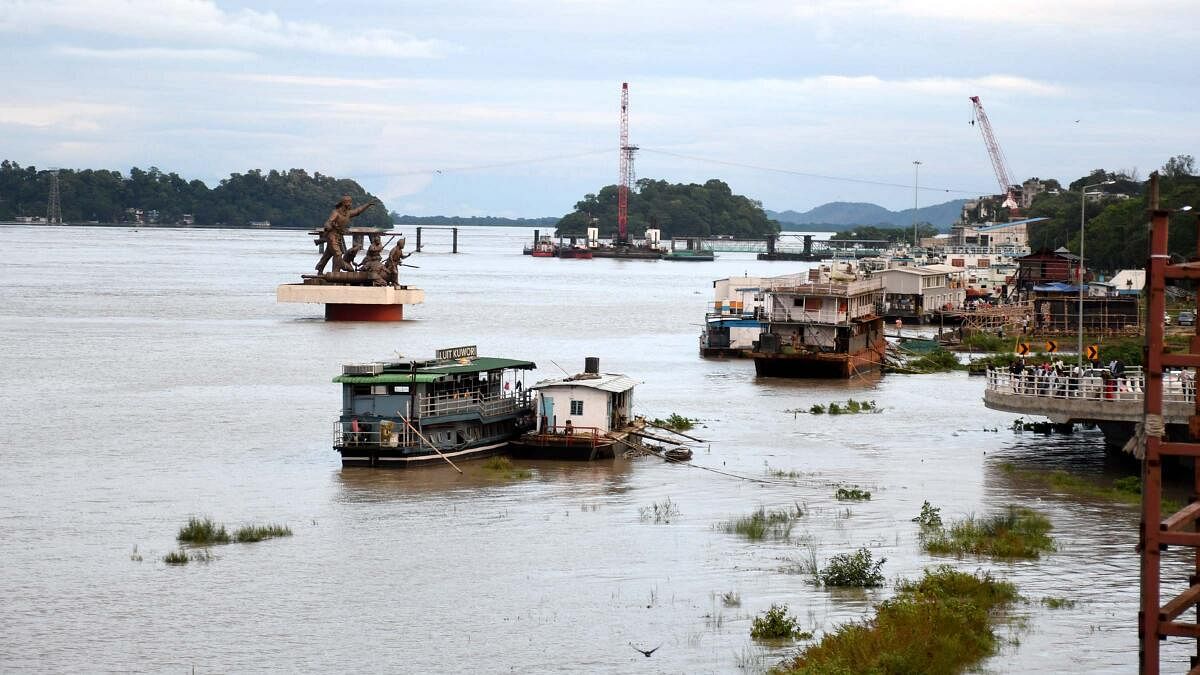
[777,566,1019,674]
[905,348,962,373]
[482,456,533,479]
[817,547,886,588]
[650,413,696,431]
[960,331,1012,353]
[130,545,143,562]
[720,591,741,607]
[163,549,190,565]
[177,516,231,545]
[639,497,679,524]
[921,505,1055,560]
[234,523,293,543]
[834,486,871,501]
[807,399,877,415]
[750,604,812,641]
[997,463,1181,512]
[1042,596,1077,609]
[721,504,806,541]
[912,501,943,528]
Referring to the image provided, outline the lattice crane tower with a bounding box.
[617,82,638,245]
[46,168,62,224]
[969,96,1020,211]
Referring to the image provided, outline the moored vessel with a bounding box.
[509,358,639,460]
[332,345,536,467]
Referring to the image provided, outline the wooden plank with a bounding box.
[1163,501,1200,532]
[1162,353,1200,369]
[1159,531,1200,547]
[1164,264,1200,281]
[1160,442,1200,458]
[1161,585,1200,622]
[1160,621,1200,638]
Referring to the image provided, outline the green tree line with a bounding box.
[555,178,781,238]
[1025,155,1199,273]
[0,161,391,229]
[830,223,938,244]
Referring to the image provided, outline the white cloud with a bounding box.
[53,45,254,61]
[0,0,449,58]
[790,0,1200,29]
[0,102,129,132]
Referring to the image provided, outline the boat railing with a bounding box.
[333,419,418,448]
[526,425,606,448]
[767,308,852,324]
[983,366,1194,404]
[418,391,530,418]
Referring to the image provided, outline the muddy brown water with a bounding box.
[0,224,1190,672]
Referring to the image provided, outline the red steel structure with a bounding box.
[1141,172,1200,674]
[617,82,637,245]
[969,95,1020,211]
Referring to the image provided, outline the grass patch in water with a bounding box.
[997,463,1181,512]
[163,549,190,565]
[177,516,231,545]
[649,413,695,431]
[904,348,962,373]
[234,523,293,543]
[721,504,805,541]
[834,486,871,501]
[720,591,741,607]
[912,500,943,528]
[751,604,813,641]
[776,566,1019,674]
[1041,596,1077,609]
[921,505,1054,560]
[817,547,886,588]
[482,456,533,479]
[639,497,679,523]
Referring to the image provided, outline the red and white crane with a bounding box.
[617,82,638,245]
[969,95,1020,211]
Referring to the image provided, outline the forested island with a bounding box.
[389,214,559,227]
[1025,156,1200,272]
[554,178,781,238]
[0,161,391,229]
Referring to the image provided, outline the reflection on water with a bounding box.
[2,224,1192,673]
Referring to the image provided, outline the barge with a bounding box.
[748,269,886,378]
[332,346,536,467]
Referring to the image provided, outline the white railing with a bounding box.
[333,420,417,448]
[768,309,845,324]
[417,391,530,419]
[984,366,1195,404]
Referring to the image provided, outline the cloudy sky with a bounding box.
[2,0,1197,216]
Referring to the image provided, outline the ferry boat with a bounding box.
[509,358,639,460]
[530,235,557,257]
[332,346,536,467]
[748,267,886,378]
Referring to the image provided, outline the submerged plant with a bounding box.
[818,547,886,588]
[912,501,943,528]
[779,566,1020,674]
[721,503,805,541]
[234,523,293,543]
[639,497,680,524]
[163,549,190,565]
[650,413,696,431]
[750,604,812,641]
[482,456,533,480]
[835,486,871,501]
[720,591,741,607]
[1042,596,1077,609]
[177,517,231,545]
[921,505,1055,560]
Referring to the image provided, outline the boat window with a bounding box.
[371,385,388,395]
[570,400,584,415]
[392,385,409,394]
[352,385,370,396]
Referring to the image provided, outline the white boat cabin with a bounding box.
[531,358,636,435]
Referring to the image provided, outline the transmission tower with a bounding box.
[45,169,62,224]
[617,82,638,245]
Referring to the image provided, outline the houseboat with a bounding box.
[509,358,639,460]
[332,346,537,467]
[748,268,886,378]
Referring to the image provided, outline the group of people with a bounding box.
[1001,357,1135,399]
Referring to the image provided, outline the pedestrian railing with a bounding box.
[983,366,1195,404]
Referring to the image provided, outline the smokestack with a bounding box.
[584,357,599,374]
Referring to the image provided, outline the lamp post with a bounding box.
[1077,179,1116,365]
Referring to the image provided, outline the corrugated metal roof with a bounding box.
[531,373,638,393]
[419,357,536,374]
[974,217,1048,231]
[333,357,536,384]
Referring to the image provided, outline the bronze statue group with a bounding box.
[312,195,410,287]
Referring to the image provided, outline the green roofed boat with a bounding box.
[332,345,537,467]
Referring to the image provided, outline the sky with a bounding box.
[1,0,1197,217]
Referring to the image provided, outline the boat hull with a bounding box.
[337,440,511,468]
[508,431,625,460]
[751,338,886,379]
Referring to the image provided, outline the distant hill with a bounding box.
[390,213,559,227]
[767,199,967,231]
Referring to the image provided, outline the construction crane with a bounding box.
[617,82,638,246]
[969,95,1020,212]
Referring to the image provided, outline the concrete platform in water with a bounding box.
[277,283,425,321]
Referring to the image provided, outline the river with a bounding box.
[0,224,1188,672]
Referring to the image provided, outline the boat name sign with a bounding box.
[436,345,478,361]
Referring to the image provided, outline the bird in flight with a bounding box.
[629,642,662,658]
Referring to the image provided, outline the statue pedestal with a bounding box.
[276,284,425,321]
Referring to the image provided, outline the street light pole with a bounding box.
[912,161,921,249]
[1078,179,1116,365]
